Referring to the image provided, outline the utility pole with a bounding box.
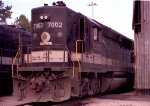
[88,2,97,19]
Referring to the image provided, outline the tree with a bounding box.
[14,14,31,31]
[0,0,12,24]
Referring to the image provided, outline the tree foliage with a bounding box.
[14,14,31,31]
[0,0,12,24]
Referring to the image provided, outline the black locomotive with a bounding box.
[0,25,31,95]
[13,1,134,102]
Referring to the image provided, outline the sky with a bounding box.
[4,0,134,39]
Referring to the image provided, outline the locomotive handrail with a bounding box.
[12,48,20,77]
[76,40,84,80]
[12,34,22,77]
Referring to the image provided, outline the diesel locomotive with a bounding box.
[13,1,134,102]
[0,25,31,95]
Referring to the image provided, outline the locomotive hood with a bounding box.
[31,3,68,47]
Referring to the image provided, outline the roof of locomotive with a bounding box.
[32,3,102,29]
[0,25,31,36]
[88,18,133,50]
[31,2,69,12]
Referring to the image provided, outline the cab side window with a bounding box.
[93,27,98,40]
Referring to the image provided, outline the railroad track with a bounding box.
[2,90,150,106]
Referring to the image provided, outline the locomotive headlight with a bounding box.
[40,15,44,20]
[44,15,48,20]
[39,14,50,21]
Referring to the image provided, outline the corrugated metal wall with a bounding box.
[133,1,150,93]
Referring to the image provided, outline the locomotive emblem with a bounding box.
[40,32,52,45]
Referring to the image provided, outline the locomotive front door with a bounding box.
[79,18,90,53]
[79,19,85,41]
[77,18,86,53]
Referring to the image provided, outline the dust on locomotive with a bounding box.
[13,1,134,102]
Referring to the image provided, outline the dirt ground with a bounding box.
[1,91,150,106]
[83,98,150,106]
